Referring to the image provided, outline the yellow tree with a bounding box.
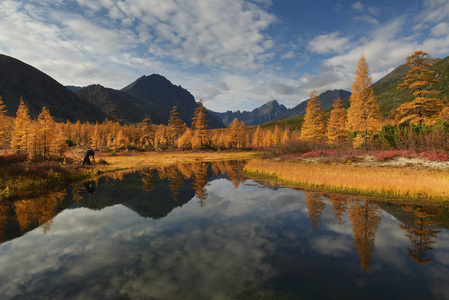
[0,97,8,148]
[10,98,32,155]
[37,107,55,158]
[327,96,347,145]
[346,54,382,141]
[191,100,209,149]
[225,118,240,148]
[396,51,442,125]
[251,125,263,148]
[167,105,186,147]
[140,117,155,150]
[300,89,326,141]
[237,121,248,149]
[177,128,193,149]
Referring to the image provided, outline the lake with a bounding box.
[1,160,449,299]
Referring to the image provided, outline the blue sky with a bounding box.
[0,0,448,112]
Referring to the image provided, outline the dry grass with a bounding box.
[244,158,449,200]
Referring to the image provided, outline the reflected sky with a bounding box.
[1,162,449,299]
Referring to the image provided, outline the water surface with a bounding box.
[1,160,449,299]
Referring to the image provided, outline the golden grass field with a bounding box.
[244,158,449,201]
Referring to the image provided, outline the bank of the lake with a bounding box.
[0,151,261,200]
[244,157,449,201]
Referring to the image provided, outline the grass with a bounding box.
[0,150,262,200]
[244,158,449,201]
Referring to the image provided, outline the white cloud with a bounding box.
[352,1,364,12]
[307,32,351,54]
[431,22,449,37]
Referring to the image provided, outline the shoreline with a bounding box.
[0,151,261,201]
[244,156,449,202]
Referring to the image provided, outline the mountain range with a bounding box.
[1,53,448,128]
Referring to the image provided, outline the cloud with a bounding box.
[352,1,364,12]
[431,22,449,37]
[307,32,351,54]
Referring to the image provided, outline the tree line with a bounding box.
[0,50,448,158]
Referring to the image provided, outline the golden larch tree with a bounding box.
[327,96,347,145]
[191,99,209,149]
[300,89,326,141]
[167,105,186,147]
[37,107,55,158]
[396,50,442,125]
[10,98,32,155]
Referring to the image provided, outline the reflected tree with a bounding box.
[14,190,66,234]
[0,201,9,243]
[348,199,382,273]
[328,194,350,224]
[399,205,441,264]
[141,168,157,193]
[191,162,209,206]
[304,192,326,229]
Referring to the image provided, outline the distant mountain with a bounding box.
[66,85,85,93]
[210,100,288,126]
[75,84,144,123]
[280,89,351,120]
[0,54,109,122]
[119,74,224,128]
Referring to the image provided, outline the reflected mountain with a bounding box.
[0,161,248,243]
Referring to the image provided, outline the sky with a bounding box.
[0,0,448,112]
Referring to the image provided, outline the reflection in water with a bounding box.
[348,199,382,273]
[1,161,449,299]
[304,192,326,228]
[400,205,441,264]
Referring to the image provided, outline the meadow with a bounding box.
[244,158,449,201]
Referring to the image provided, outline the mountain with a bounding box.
[66,85,85,93]
[0,54,108,122]
[280,89,351,120]
[119,74,224,128]
[210,100,288,126]
[75,84,144,123]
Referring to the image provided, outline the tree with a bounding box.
[37,107,55,158]
[396,51,442,125]
[191,100,209,148]
[167,105,186,147]
[252,125,263,148]
[346,54,382,144]
[10,98,32,155]
[327,96,347,145]
[0,97,8,148]
[300,89,326,141]
[140,117,155,150]
[225,118,240,148]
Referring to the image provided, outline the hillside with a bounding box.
[76,84,145,123]
[0,54,109,122]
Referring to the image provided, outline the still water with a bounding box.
[1,160,449,299]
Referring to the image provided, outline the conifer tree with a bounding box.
[140,117,155,149]
[37,107,55,158]
[191,100,209,148]
[0,97,7,147]
[346,54,382,144]
[237,121,248,149]
[327,96,347,145]
[300,89,326,141]
[396,51,442,125]
[167,105,186,147]
[225,118,240,148]
[10,98,32,155]
[252,125,263,148]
